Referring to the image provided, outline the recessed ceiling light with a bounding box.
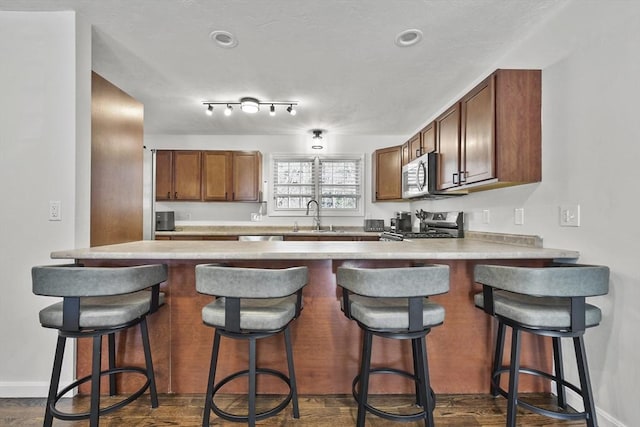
[395,29,423,47]
[209,30,238,48]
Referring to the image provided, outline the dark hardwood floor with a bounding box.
[0,393,585,426]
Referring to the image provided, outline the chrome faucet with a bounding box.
[306,199,321,231]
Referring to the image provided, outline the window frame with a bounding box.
[269,153,365,217]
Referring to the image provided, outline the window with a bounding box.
[271,154,364,216]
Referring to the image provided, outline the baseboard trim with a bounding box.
[0,382,51,398]
[564,393,626,427]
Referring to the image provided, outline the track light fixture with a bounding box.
[203,98,298,117]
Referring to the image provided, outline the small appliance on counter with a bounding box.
[390,211,412,233]
[364,219,385,232]
[381,211,463,241]
[155,211,175,231]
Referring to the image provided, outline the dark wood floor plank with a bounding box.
[0,394,586,426]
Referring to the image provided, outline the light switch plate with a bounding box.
[560,204,580,227]
[482,209,490,224]
[514,208,524,225]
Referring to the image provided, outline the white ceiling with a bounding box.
[1,0,566,136]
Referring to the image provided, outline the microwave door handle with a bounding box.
[416,160,427,191]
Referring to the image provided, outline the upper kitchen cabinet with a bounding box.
[232,151,262,201]
[408,132,423,162]
[420,122,436,156]
[436,104,461,190]
[155,150,202,201]
[373,145,402,201]
[437,69,541,191]
[202,150,262,202]
[202,151,232,201]
[402,132,422,165]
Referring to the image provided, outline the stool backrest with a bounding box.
[474,263,609,297]
[195,265,308,298]
[32,264,168,297]
[336,265,449,298]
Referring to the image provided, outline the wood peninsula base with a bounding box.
[77,258,552,395]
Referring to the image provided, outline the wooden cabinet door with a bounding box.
[232,151,262,201]
[436,104,461,190]
[420,122,436,155]
[374,145,402,201]
[172,151,202,200]
[155,150,173,200]
[461,75,495,185]
[202,151,232,201]
[401,142,410,166]
[408,133,422,161]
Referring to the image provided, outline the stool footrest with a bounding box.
[208,368,294,422]
[492,367,590,422]
[49,366,151,421]
[352,367,436,422]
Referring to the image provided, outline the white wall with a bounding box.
[412,2,640,426]
[0,11,91,397]
[145,134,410,229]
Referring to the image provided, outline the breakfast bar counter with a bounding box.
[51,238,579,395]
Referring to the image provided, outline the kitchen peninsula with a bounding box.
[51,237,578,395]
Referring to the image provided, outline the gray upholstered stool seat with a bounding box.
[337,265,449,427]
[346,295,445,330]
[474,292,601,329]
[202,295,297,331]
[40,292,166,329]
[196,265,308,427]
[474,263,609,427]
[32,263,167,427]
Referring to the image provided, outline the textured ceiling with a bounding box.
[1,0,567,136]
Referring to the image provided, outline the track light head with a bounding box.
[224,104,233,116]
[269,104,276,116]
[287,104,297,116]
[206,104,213,115]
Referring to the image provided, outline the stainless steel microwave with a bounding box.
[402,152,433,198]
[401,152,466,199]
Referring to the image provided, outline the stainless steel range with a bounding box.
[380,211,463,241]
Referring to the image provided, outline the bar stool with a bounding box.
[336,265,450,427]
[474,263,609,427]
[32,263,168,427]
[195,265,308,427]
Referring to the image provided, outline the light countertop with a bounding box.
[51,238,579,261]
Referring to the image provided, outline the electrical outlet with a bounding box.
[49,201,61,221]
[514,208,524,225]
[560,204,580,227]
[482,209,490,224]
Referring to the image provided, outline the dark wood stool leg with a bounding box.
[552,336,566,409]
[506,328,521,427]
[108,333,116,396]
[492,322,506,397]
[248,337,257,427]
[357,330,373,427]
[203,331,221,427]
[44,335,66,427]
[284,326,300,418]
[140,318,158,408]
[90,335,103,427]
[574,336,598,427]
